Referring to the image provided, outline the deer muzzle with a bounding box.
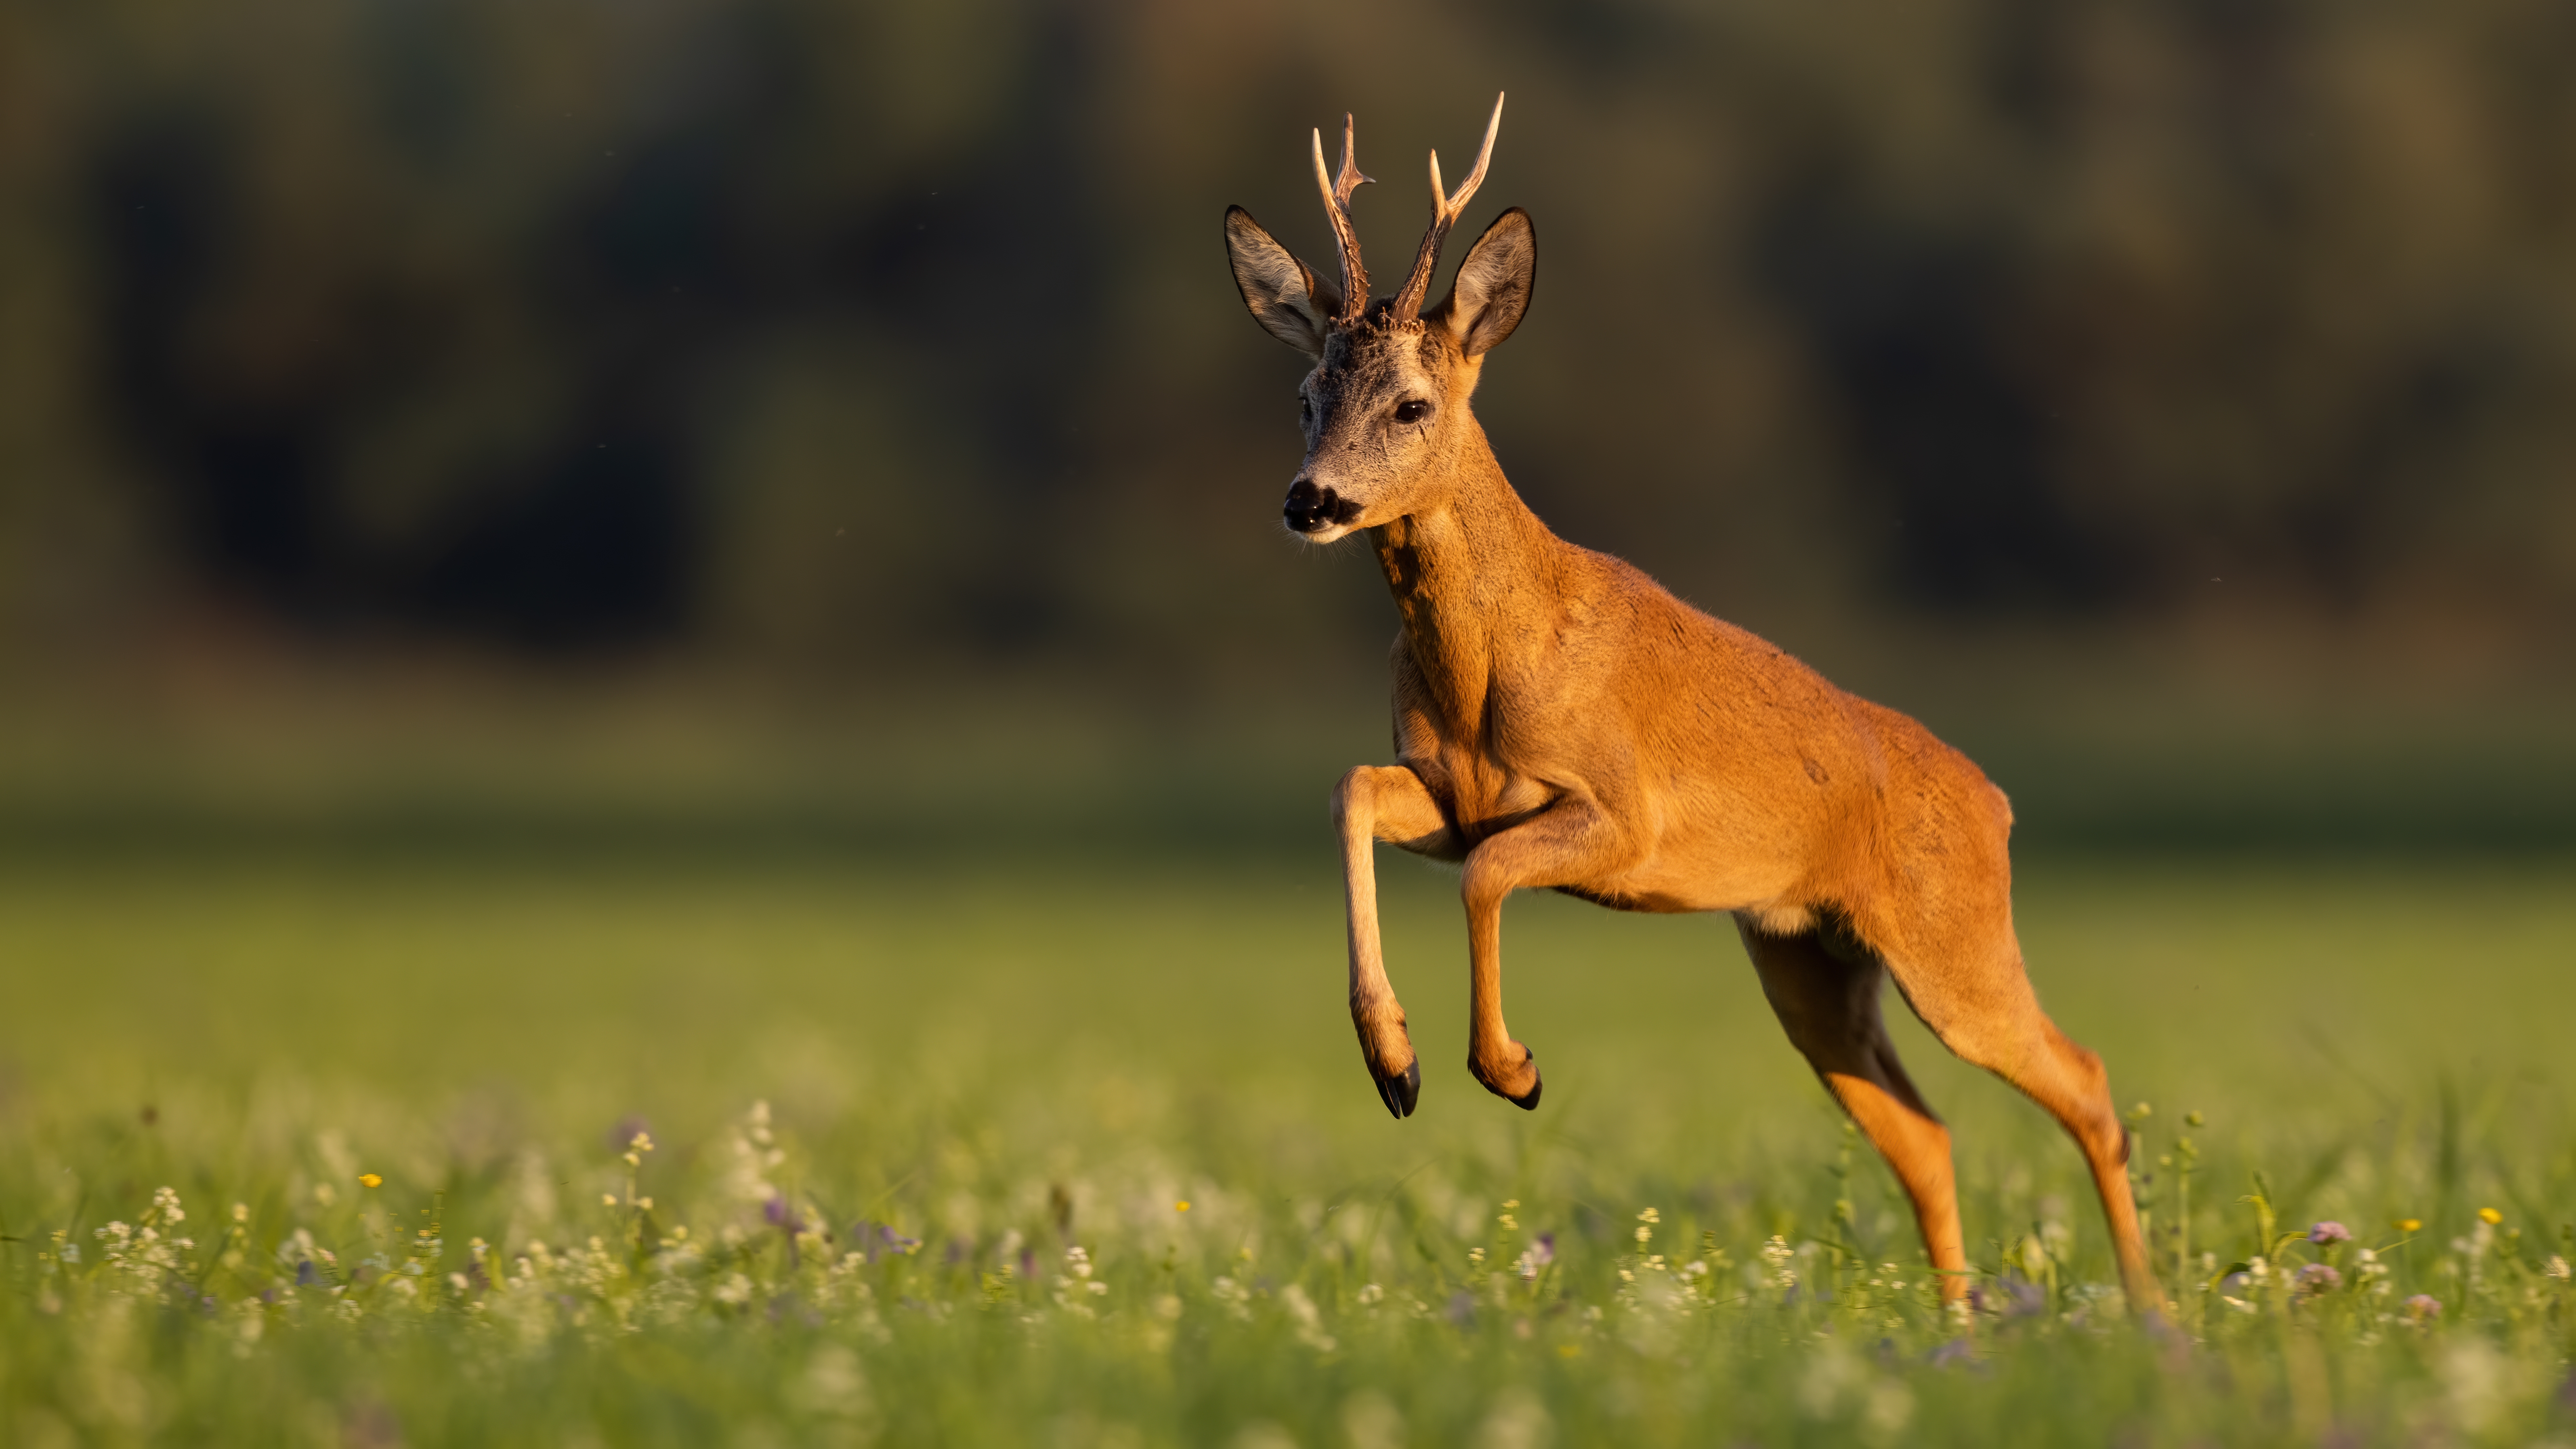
[1283,477,1363,536]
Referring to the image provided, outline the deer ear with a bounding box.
[1431,208,1535,357]
[1225,206,1338,357]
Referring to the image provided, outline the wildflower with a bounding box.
[2295,1264,2343,1294]
[1175,1201,1190,1212]
[2403,1294,2442,1321]
[1511,1232,1556,1283]
[359,1174,382,1189]
[2394,1218,2422,1234]
[603,1195,620,1208]
[231,1203,249,1223]
[1760,1235,1797,1291]
[2477,1207,2501,1226]
[2546,1256,2570,1281]
[2308,1221,2352,1245]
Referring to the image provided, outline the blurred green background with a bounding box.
[1,0,2572,852]
[1,0,2572,1097]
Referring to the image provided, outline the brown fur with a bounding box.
[1223,113,2162,1311]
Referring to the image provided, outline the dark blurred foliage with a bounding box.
[2,0,2572,687]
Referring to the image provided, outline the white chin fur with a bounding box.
[1293,522,1357,544]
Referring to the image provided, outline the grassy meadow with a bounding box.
[4,825,2576,1445]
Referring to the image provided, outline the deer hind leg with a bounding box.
[1737,920,1969,1299]
[1333,766,1459,1119]
[1882,930,2165,1312]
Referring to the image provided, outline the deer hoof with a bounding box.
[1373,1059,1421,1119]
[1476,1046,1543,1109]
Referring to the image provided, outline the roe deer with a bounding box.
[1221,94,2162,1310]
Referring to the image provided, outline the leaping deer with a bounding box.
[1222,95,2162,1310]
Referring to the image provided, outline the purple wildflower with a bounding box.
[763,1197,793,1228]
[2403,1294,2442,1321]
[2295,1263,2342,1293]
[1997,1277,2047,1317]
[2308,1221,2353,1245]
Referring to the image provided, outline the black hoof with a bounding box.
[1374,1059,1421,1119]
[1505,1063,1542,1112]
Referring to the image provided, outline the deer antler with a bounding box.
[1310,114,1373,324]
[1390,92,1505,325]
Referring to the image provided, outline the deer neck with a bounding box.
[1368,422,1562,740]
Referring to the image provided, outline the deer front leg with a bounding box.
[1333,766,1459,1119]
[1460,795,1628,1109]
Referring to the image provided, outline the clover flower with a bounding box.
[2295,1263,2342,1294]
[2308,1221,2351,1245]
[2403,1294,2442,1321]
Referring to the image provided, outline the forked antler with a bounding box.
[1310,115,1373,324]
[1390,92,1505,324]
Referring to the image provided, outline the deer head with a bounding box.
[1224,95,1536,543]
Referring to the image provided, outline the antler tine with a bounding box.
[1310,113,1373,323]
[1333,113,1369,208]
[1392,92,1505,324]
[1430,92,1504,224]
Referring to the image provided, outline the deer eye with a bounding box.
[1300,397,1314,424]
[1393,399,1430,425]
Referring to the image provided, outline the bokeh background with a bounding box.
[2,0,2573,911]
[4,7,2576,1369]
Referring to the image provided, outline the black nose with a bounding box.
[1283,478,1329,533]
[1283,478,1356,533]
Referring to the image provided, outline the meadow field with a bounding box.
[4,815,2574,1447]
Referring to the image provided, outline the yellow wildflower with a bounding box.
[2477,1207,2502,1226]
[359,1174,382,1189]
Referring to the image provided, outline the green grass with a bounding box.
[4,845,2575,1446]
